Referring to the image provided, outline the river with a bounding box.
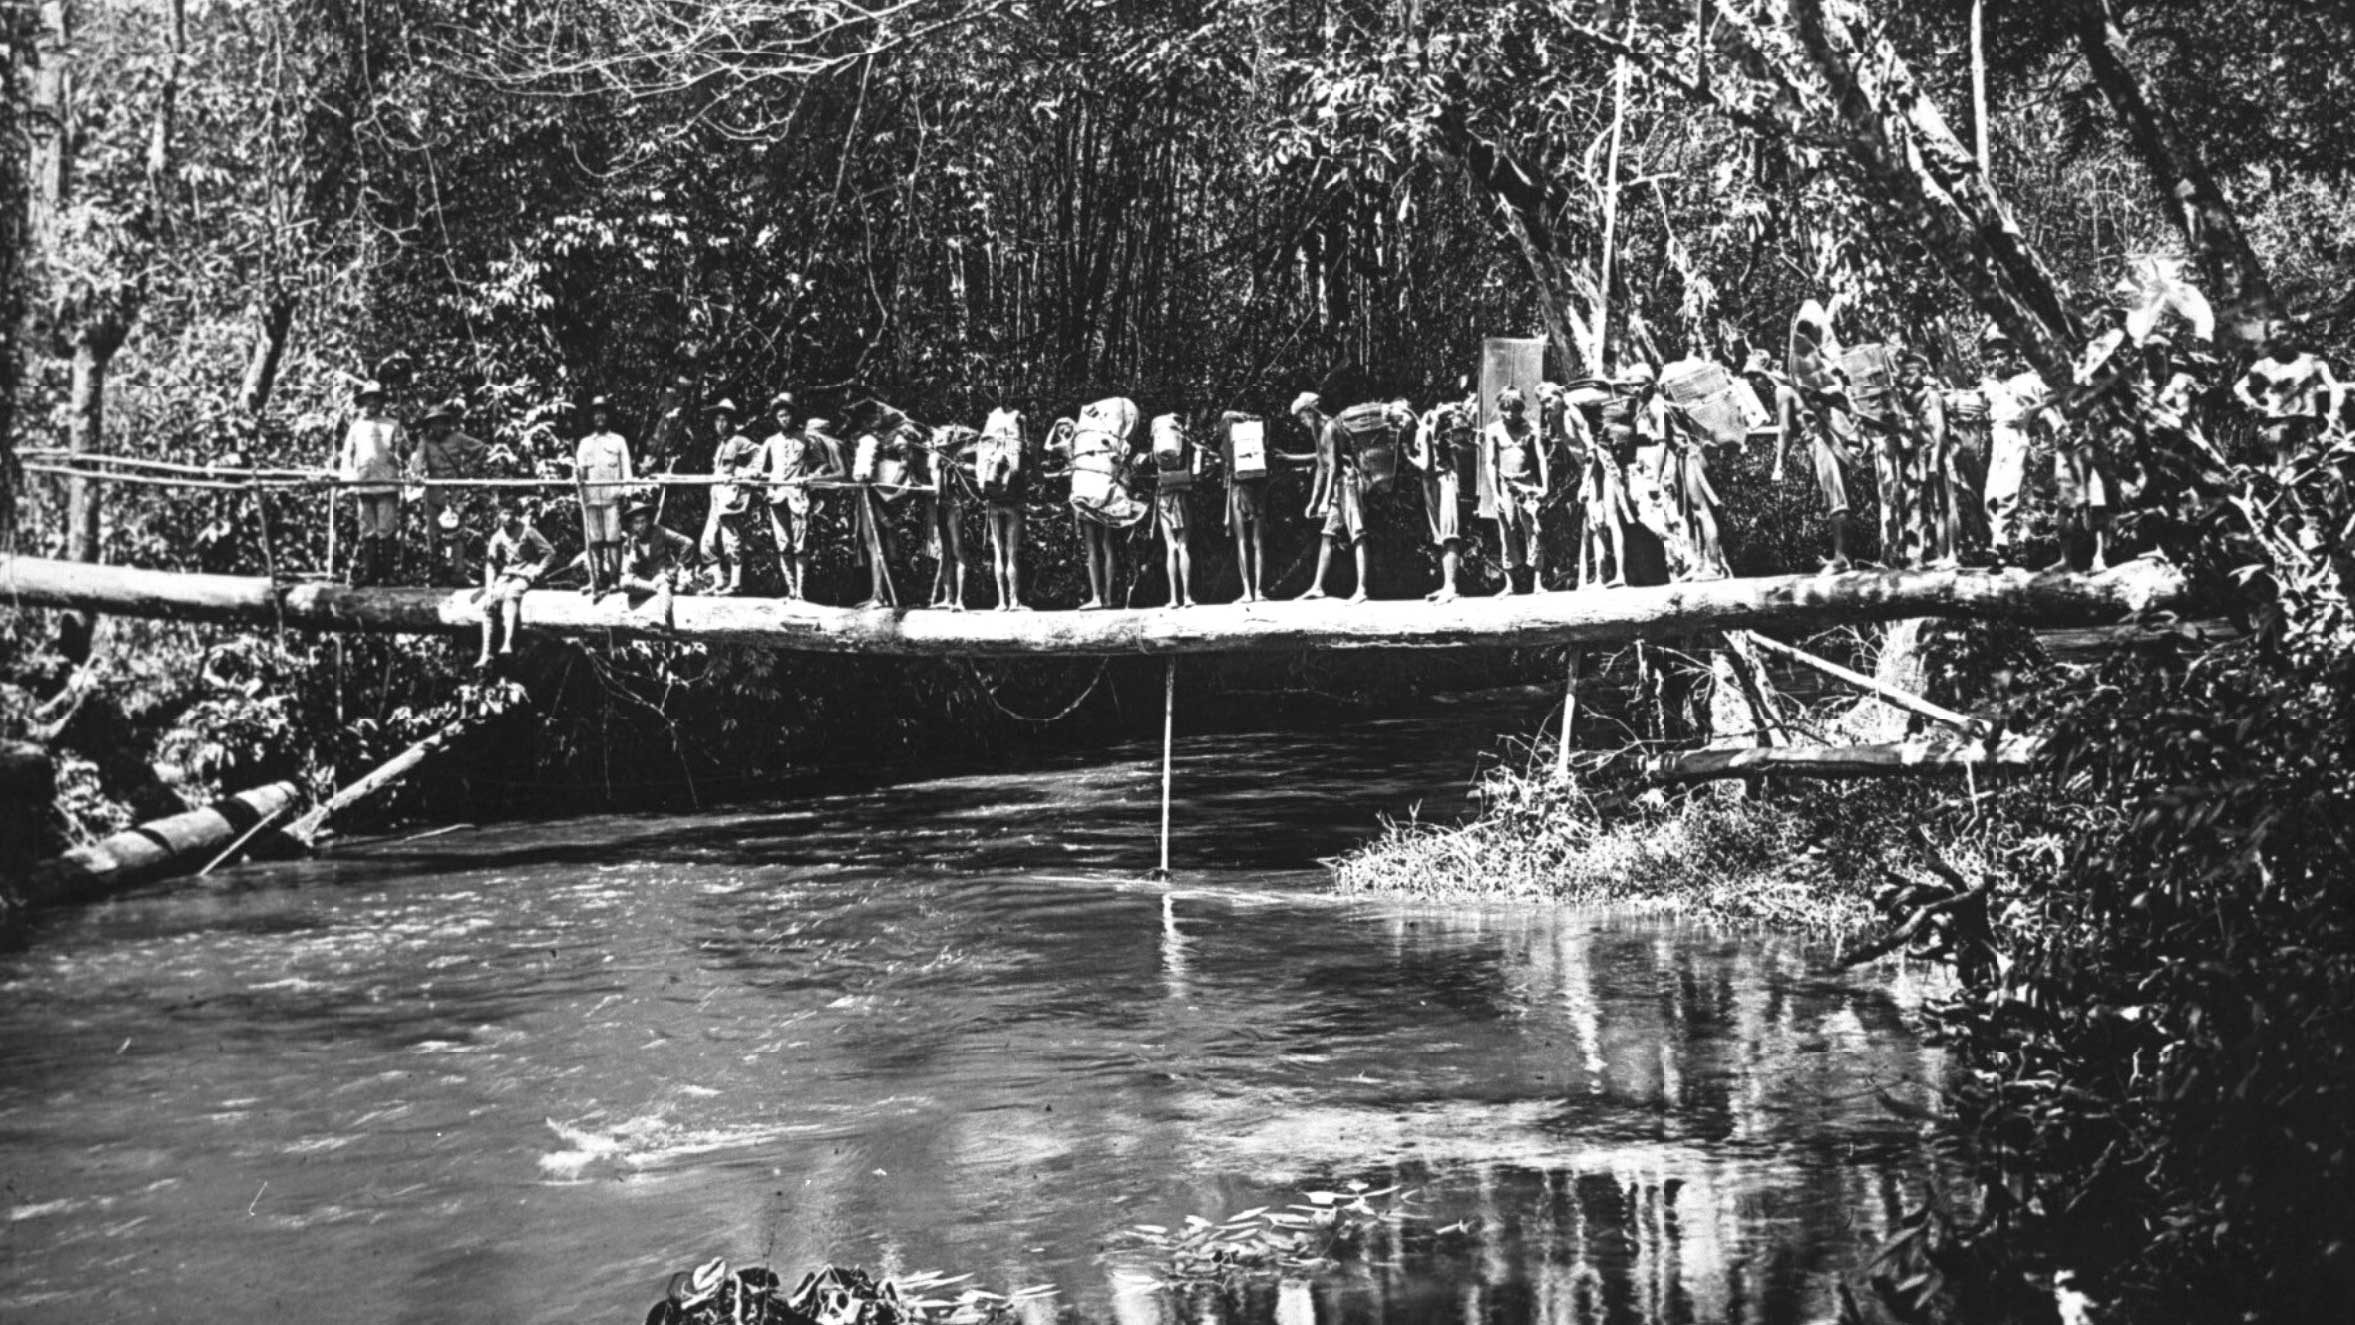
[0,703,1960,1324]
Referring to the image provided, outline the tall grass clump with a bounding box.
[1332,768,1917,933]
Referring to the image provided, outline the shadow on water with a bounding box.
[0,702,1961,1325]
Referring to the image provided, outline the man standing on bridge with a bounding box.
[339,380,407,587]
[574,396,634,597]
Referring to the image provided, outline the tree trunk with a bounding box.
[2067,0,2275,345]
[0,554,2192,656]
[239,293,297,415]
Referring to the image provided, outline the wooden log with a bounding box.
[287,716,475,846]
[0,554,2192,657]
[22,779,303,909]
[1736,629,1991,737]
[1642,738,2040,784]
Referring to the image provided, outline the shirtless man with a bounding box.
[1221,411,1273,603]
[2235,331,2339,473]
[1484,387,1549,594]
[1293,392,1370,603]
[1414,399,1477,601]
[1774,338,1864,572]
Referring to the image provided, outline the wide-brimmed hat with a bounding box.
[589,394,613,410]
[355,379,386,401]
[768,391,795,413]
[622,496,657,521]
[707,398,741,416]
[418,401,455,426]
[1289,391,1323,416]
[669,1259,729,1308]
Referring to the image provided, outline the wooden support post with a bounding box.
[1554,648,1584,779]
[1155,656,1175,880]
[288,715,477,846]
[1737,629,1991,737]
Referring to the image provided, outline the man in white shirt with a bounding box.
[338,380,407,586]
[1980,334,2054,559]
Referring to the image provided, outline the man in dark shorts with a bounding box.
[1293,391,1371,603]
[1484,386,1549,593]
[1221,411,1272,602]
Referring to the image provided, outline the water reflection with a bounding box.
[0,706,1957,1324]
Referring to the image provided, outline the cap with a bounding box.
[707,398,741,416]
[1289,391,1323,416]
[768,391,795,412]
[355,380,385,401]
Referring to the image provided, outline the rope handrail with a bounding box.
[20,460,937,494]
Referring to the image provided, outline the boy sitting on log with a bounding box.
[617,497,701,628]
[476,494,554,669]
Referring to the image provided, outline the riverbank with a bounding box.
[1332,770,1903,934]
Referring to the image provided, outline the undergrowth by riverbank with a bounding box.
[1333,739,2018,939]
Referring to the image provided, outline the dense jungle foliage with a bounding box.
[4,1,2355,1319]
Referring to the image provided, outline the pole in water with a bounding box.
[1155,656,1175,881]
[1555,648,1584,781]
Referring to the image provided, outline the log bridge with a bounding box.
[0,555,2191,655]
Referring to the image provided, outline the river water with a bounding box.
[0,704,1959,1324]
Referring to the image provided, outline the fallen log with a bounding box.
[0,555,2192,656]
[1736,629,1991,737]
[1642,737,2041,784]
[22,780,303,910]
[288,716,476,846]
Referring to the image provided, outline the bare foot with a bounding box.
[1431,588,1459,603]
[1297,587,1328,601]
[1080,597,1106,610]
[472,655,491,670]
[1012,602,1033,612]
[854,597,885,610]
[1820,556,1853,574]
[1603,577,1628,589]
[1347,589,1369,604]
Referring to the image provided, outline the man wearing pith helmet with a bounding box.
[338,379,408,586]
[415,397,491,585]
[700,397,762,595]
[758,390,830,601]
